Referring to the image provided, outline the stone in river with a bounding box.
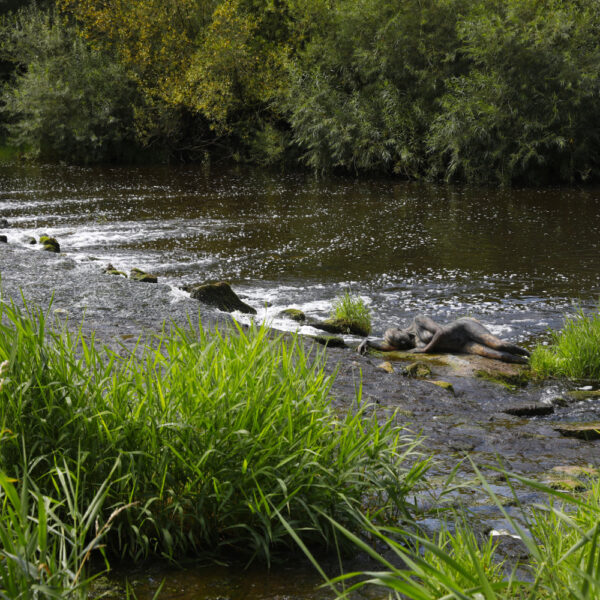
[503,403,554,417]
[0,218,8,228]
[39,235,60,253]
[188,281,256,314]
[554,423,600,440]
[0,235,7,243]
[130,268,158,283]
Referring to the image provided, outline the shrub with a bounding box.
[0,298,425,563]
[530,307,600,380]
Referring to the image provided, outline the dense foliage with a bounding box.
[1,0,600,184]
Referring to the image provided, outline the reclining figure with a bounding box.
[358,315,530,364]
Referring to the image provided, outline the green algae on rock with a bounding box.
[279,308,306,322]
[429,380,454,394]
[39,235,60,253]
[130,268,158,283]
[404,361,432,378]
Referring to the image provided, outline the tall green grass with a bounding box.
[329,291,372,337]
[298,464,600,599]
[0,298,426,566]
[531,307,600,380]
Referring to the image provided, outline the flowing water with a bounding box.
[2,162,600,345]
[2,162,600,598]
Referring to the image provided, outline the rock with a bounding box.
[377,361,394,374]
[311,317,369,337]
[502,404,554,417]
[430,380,454,394]
[0,218,8,228]
[550,396,568,407]
[565,390,600,401]
[103,264,127,278]
[475,368,530,388]
[279,308,306,322]
[130,268,157,283]
[0,235,7,243]
[39,235,60,253]
[554,423,600,440]
[22,236,36,245]
[313,335,346,348]
[551,465,598,478]
[403,361,432,378]
[188,281,256,314]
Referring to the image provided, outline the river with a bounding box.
[2,163,600,344]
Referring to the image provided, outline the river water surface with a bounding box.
[2,163,600,345]
[2,163,600,598]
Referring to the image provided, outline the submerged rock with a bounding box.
[188,281,256,314]
[103,264,127,278]
[0,218,8,228]
[130,268,158,283]
[554,423,600,440]
[429,380,454,394]
[279,308,306,322]
[0,235,7,243]
[22,236,36,245]
[377,361,394,374]
[39,235,60,253]
[565,390,600,401]
[404,361,432,378]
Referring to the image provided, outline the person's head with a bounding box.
[384,328,415,350]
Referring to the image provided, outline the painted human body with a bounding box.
[358,315,530,364]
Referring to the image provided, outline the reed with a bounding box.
[530,307,600,380]
[0,297,426,566]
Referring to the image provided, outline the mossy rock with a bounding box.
[22,236,36,245]
[0,235,6,244]
[103,263,127,278]
[475,368,530,389]
[377,361,394,374]
[313,335,346,348]
[106,269,128,278]
[430,380,454,394]
[39,235,60,253]
[404,361,432,378]
[312,318,370,337]
[554,423,600,441]
[279,308,306,323]
[130,268,158,283]
[189,281,256,314]
[565,390,600,401]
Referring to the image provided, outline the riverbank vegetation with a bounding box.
[312,469,600,599]
[1,0,600,185]
[531,307,600,380]
[0,298,427,594]
[329,291,372,337]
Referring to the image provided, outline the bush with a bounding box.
[530,308,600,380]
[0,298,425,563]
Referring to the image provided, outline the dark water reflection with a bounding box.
[2,163,599,345]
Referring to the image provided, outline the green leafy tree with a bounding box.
[428,0,600,185]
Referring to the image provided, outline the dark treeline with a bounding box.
[1,0,600,185]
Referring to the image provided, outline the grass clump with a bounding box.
[328,291,372,337]
[531,307,600,380]
[0,297,426,570]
